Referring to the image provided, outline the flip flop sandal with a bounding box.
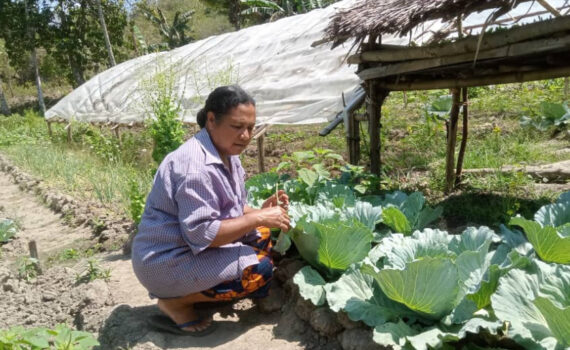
[147,314,217,337]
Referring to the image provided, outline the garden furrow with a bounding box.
[0,161,321,350]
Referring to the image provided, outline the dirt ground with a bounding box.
[0,169,336,350]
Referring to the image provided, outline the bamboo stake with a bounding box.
[455,88,469,185]
[368,82,389,175]
[537,0,562,16]
[65,123,72,143]
[28,240,42,275]
[445,89,461,193]
[347,110,360,165]
[257,135,265,173]
[46,121,53,138]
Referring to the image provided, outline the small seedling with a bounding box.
[17,256,40,281]
[76,259,111,284]
[61,248,80,261]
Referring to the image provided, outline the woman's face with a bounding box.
[207,103,256,159]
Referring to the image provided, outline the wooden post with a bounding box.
[257,134,265,173]
[367,81,389,175]
[112,124,122,146]
[565,77,569,97]
[46,121,53,138]
[28,240,42,275]
[65,123,72,143]
[456,88,469,185]
[347,110,360,165]
[445,88,461,193]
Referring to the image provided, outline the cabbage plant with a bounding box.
[376,191,443,236]
[491,260,570,350]
[322,228,517,349]
[509,191,570,264]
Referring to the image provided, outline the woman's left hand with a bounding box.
[262,190,289,210]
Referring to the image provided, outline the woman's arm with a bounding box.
[210,206,289,247]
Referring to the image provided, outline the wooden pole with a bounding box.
[445,88,461,193]
[455,88,469,185]
[376,66,570,91]
[347,110,360,165]
[257,134,265,173]
[65,123,72,143]
[28,240,42,275]
[46,121,53,138]
[368,81,389,175]
[112,124,122,146]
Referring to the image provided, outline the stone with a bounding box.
[257,283,285,313]
[83,279,110,306]
[295,296,317,321]
[275,258,305,283]
[309,307,343,336]
[3,281,18,293]
[336,311,360,330]
[42,291,58,301]
[338,328,387,350]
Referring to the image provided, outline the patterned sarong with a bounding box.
[201,227,273,300]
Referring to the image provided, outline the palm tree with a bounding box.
[137,4,194,49]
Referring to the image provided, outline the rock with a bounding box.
[83,280,110,306]
[310,307,343,336]
[338,328,387,350]
[0,267,12,284]
[257,283,285,313]
[336,311,360,330]
[42,291,58,301]
[295,296,317,321]
[25,314,39,325]
[283,277,300,296]
[275,258,305,283]
[3,281,18,293]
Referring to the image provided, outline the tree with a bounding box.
[0,0,50,115]
[94,0,116,67]
[137,3,194,50]
[200,0,242,30]
[51,0,128,87]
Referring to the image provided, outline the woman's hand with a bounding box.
[257,206,290,232]
[261,190,289,210]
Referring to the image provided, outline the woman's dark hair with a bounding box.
[196,85,255,129]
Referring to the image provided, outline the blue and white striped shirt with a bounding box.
[132,128,260,298]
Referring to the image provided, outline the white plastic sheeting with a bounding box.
[46,0,565,125]
[46,0,369,125]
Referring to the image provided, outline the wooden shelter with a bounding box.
[324,0,570,192]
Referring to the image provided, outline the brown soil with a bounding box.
[0,167,333,350]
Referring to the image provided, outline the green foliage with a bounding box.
[136,4,195,50]
[127,176,146,225]
[144,70,185,164]
[520,101,570,131]
[0,218,18,243]
[75,259,111,284]
[82,128,121,163]
[379,191,443,235]
[18,256,40,281]
[0,324,99,349]
[0,110,48,147]
[509,192,570,264]
[61,248,80,261]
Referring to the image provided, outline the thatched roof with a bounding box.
[325,0,539,47]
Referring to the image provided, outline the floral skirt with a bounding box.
[201,227,273,300]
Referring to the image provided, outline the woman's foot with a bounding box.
[157,298,212,332]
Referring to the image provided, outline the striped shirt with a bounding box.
[131,128,260,298]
